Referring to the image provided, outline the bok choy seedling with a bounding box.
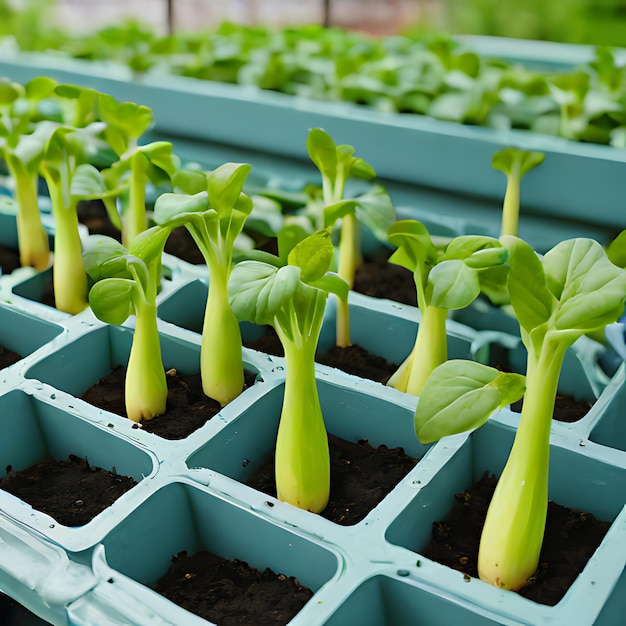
[0,76,61,271]
[153,163,253,406]
[83,226,172,422]
[414,236,626,591]
[98,93,177,246]
[492,147,544,237]
[386,219,507,396]
[306,127,395,346]
[229,229,349,513]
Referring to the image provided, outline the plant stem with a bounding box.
[275,332,330,513]
[388,305,448,395]
[125,297,167,422]
[47,182,88,314]
[123,152,146,247]
[500,162,521,237]
[478,339,566,590]
[201,261,244,406]
[13,170,50,271]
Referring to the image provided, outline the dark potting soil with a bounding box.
[0,454,137,527]
[511,395,593,423]
[248,434,418,526]
[422,472,611,606]
[0,344,22,370]
[0,592,51,626]
[152,551,313,626]
[164,227,206,265]
[244,326,399,385]
[81,367,258,440]
[354,248,416,305]
[0,244,21,275]
[77,199,121,241]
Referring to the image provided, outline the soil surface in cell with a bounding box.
[0,454,137,527]
[244,325,399,384]
[422,472,611,606]
[153,550,314,626]
[81,367,258,440]
[0,244,21,275]
[354,248,417,305]
[510,394,593,423]
[0,344,22,370]
[248,434,418,526]
[77,199,121,241]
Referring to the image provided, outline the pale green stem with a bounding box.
[13,170,50,271]
[335,294,351,348]
[478,340,567,590]
[201,258,244,405]
[47,182,88,314]
[387,305,448,396]
[275,331,330,513]
[122,152,147,248]
[337,212,361,288]
[500,162,521,237]
[125,297,168,422]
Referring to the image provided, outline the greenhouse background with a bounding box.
[3,0,626,43]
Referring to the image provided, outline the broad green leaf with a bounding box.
[502,235,554,335]
[89,277,136,325]
[287,229,334,283]
[607,230,626,269]
[153,191,210,224]
[354,185,396,241]
[443,235,503,261]
[173,169,207,195]
[0,80,22,105]
[277,223,311,263]
[24,77,58,101]
[464,246,508,269]
[206,162,252,218]
[414,360,525,444]
[428,260,480,310]
[98,93,153,138]
[70,163,116,200]
[306,127,337,184]
[350,156,376,180]
[129,225,172,266]
[139,141,177,176]
[388,219,437,273]
[543,238,626,332]
[322,199,357,228]
[229,261,301,325]
[83,235,130,281]
[492,147,545,178]
[310,272,349,301]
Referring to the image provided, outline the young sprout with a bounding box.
[229,229,349,513]
[414,236,626,591]
[97,93,177,246]
[492,147,544,237]
[386,219,507,396]
[0,76,62,271]
[153,163,253,406]
[83,226,172,422]
[306,127,395,346]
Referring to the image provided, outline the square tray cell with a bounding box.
[588,368,626,453]
[323,574,512,626]
[0,303,64,364]
[23,323,203,399]
[99,479,339,624]
[186,375,427,525]
[0,388,156,551]
[385,418,626,625]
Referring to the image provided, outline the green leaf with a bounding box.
[172,168,208,195]
[88,278,136,325]
[607,230,626,269]
[70,163,116,200]
[129,225,172,267]
[322,199,357,228]
[354,185,396,242]
[229,261,301,325]
[414,360,525,444]
[98,92,153,139]
[287,229,334,283]
[83,235,130,281]
[24,76,58,101]
[428,260,480,310]
[153,191,210,224]
[306,127,337,184]
[206,162,252,218]
[543,238,626,333]
[501,235,554,336]
[310,272,349,301]
[492,147,545,178]
[277,223,311,263]
[388,219,437,273]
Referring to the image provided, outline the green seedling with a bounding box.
[98,93,177,246]
[0,76,62,270]
[386,219,507,396]
[492,147,545,237]
[153,163,253,406]
[83,226,172,422]
[229,229,349,513]
[414,236,626,591]
[306,127,395,346]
